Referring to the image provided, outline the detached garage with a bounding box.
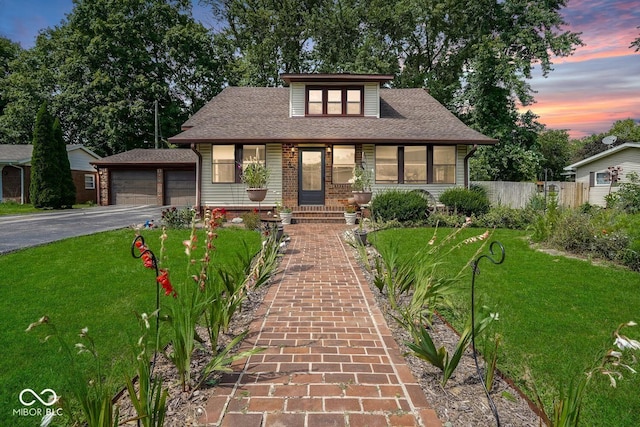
[92,149,197,206]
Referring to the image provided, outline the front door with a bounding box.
[298,148,325,205]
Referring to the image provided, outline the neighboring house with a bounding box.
[168,73,497,213]
[92,148,197,206]
[564,142,640,206]
[0,144,101,204]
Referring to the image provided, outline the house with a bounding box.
[0,144,101,204]
[168,73,497,216]
[564,142,640,206]
[92,148,197,206]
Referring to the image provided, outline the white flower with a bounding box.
[490,312,500,321]
[614,335,640,351]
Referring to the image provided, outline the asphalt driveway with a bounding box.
[0,205,165,254]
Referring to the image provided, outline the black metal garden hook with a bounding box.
[470,240,506,427]
[131,234,161,372]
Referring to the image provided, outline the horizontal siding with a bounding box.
[364,83,379,117]
[199,143,282,208]
[68,150,97,172]
[290,83,305,117]
[575,147,640,206]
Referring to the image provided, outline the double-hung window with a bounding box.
[211,144,266,183]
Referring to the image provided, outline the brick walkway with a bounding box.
[200,224,442,427]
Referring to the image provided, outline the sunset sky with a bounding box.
[1,0,638,139]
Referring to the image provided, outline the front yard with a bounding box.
[370,227,640,426]
[0,227,261,427]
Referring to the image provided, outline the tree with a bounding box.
[0,37,22,119]
[537,129,572,181]
[53,117,76,207]
[631,27,640,52]
[572,119,640,162]
[1,0,226,155]
[30,102,61,208]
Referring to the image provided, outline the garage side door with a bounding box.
[111,170,157,205]
[165,170,196,206]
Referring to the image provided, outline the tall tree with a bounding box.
[30,102,61,208]
[572,119,640,162]
[53,117,77,207]
[0,37,22,120]
[537,129,573,181]
[1,0,226,155]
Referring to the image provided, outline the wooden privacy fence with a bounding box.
[471,181,584,209]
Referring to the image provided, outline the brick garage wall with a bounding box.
[97,168,109,206]
[72,171,98,204]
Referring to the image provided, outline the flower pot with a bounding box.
[354,229,368,245]
[344,212,357,225]
[280,212,293,225]
[352,191,372,205]
[246,188,268,202]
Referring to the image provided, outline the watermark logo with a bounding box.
[19,388,58,407]
[13,388,63,421]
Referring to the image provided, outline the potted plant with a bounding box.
[354,210,368,245]
[279,205,293,225]
[351,165,373,205]
[344,204,357,225]
[241,160,270,202]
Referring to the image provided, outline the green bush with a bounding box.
[161,206,195,228]
[370,189,430,224]
[241,211,260,230]
[610,172,640,214]
[547,210,596,254]
[476,205,532,229]
[438,186,490,216]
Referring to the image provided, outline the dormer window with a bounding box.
[306,86,363,116]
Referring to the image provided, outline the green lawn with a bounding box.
[0,201,95,216]
[371,227,640,427]
[0,227,261,427]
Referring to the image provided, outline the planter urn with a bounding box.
[344,212,357,225]
[352,191,372,205]
[280,212,293,225]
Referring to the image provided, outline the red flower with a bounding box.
[156,269,177,298]
[141,252,154,269]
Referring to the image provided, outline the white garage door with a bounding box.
[111,170,157,205]
[165,170,196,206]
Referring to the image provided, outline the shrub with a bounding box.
[476,205,531,229]
[548,210,596,254]
[611,172,640,214]
[370,189,430,224]
[161,206,195,228]
[439,186,490,217]
[241,210,260,230]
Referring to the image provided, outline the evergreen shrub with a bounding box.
[370,189,430,224]
[438,186,490,216]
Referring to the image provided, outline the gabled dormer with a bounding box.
[281,73,394,118]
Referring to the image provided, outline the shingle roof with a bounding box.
[0,144,101,163]
[0,144,33,163]
[91,148,197,166]
[169,87,496,145]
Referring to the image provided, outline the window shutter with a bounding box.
[589,172,594,187]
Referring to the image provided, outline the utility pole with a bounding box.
[154,100,159,149]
